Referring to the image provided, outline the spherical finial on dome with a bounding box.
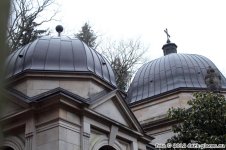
[55,25,63,36]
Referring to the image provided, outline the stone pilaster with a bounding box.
[25,116,36,150]
[108,125,118,146]
[81,116,90,150]
[131,140,138,150]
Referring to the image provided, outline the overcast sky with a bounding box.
[49,0,226,75]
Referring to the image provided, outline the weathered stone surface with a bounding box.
[59,109,81,125]
[37,141,59,150]
[13,79,104,98]
[93,99,128,126]
[131,92,194,144]
[37,109,59,125]
[36,127,59,146]
[4,78,152,150]
[132,93,193,123]
[59,140,80,150]
[151,131,174,144]
[1,100,24,118]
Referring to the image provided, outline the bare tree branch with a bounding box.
[7,0,58,52]
[99,38,148,91]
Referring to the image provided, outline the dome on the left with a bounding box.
[5,36,116,87]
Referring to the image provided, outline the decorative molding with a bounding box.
[132,95,179,111]
[0,108,31,122]
[88,90,146,137]
[129,88,208,107]
[90,90,117,109]
[2,136,25,150]
[142,116,175,132]
[84,108,142,137]
[90,136,122,150]
[7,72,115,91]
[36,119,80,133]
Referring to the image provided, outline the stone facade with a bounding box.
[131,91,193,144]
[131,91,226,144]
[1,74,152,150]
[14,78,104,98]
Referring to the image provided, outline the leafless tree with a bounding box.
[7,0,57,52]
[99,38,148,91]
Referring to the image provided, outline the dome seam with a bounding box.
[141,63,149,101]
[11,47,23,75]
[22,43,32,71]
[43,37,52,70]
[30,39,40,70]
[180,54,195,87]
[147,60,154,99]
[69,40,76,71]
[192,54,208,87]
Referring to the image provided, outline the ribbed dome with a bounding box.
[5,36,116,87]
[127,53,226,103]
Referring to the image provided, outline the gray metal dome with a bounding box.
[127,53,226,103]
[5,36,116,87]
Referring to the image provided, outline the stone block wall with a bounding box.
[14,78,104,98]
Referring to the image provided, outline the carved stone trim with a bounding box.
[2,136,25,150]
[25,116,36,150]
[90,136,122,150]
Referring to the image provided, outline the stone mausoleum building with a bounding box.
[1,27,226,150]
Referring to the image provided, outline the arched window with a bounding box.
[99,145,116,150]
[1,136,24,150]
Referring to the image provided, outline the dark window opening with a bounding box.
[99,145,116,150]
[0,147,14,150]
